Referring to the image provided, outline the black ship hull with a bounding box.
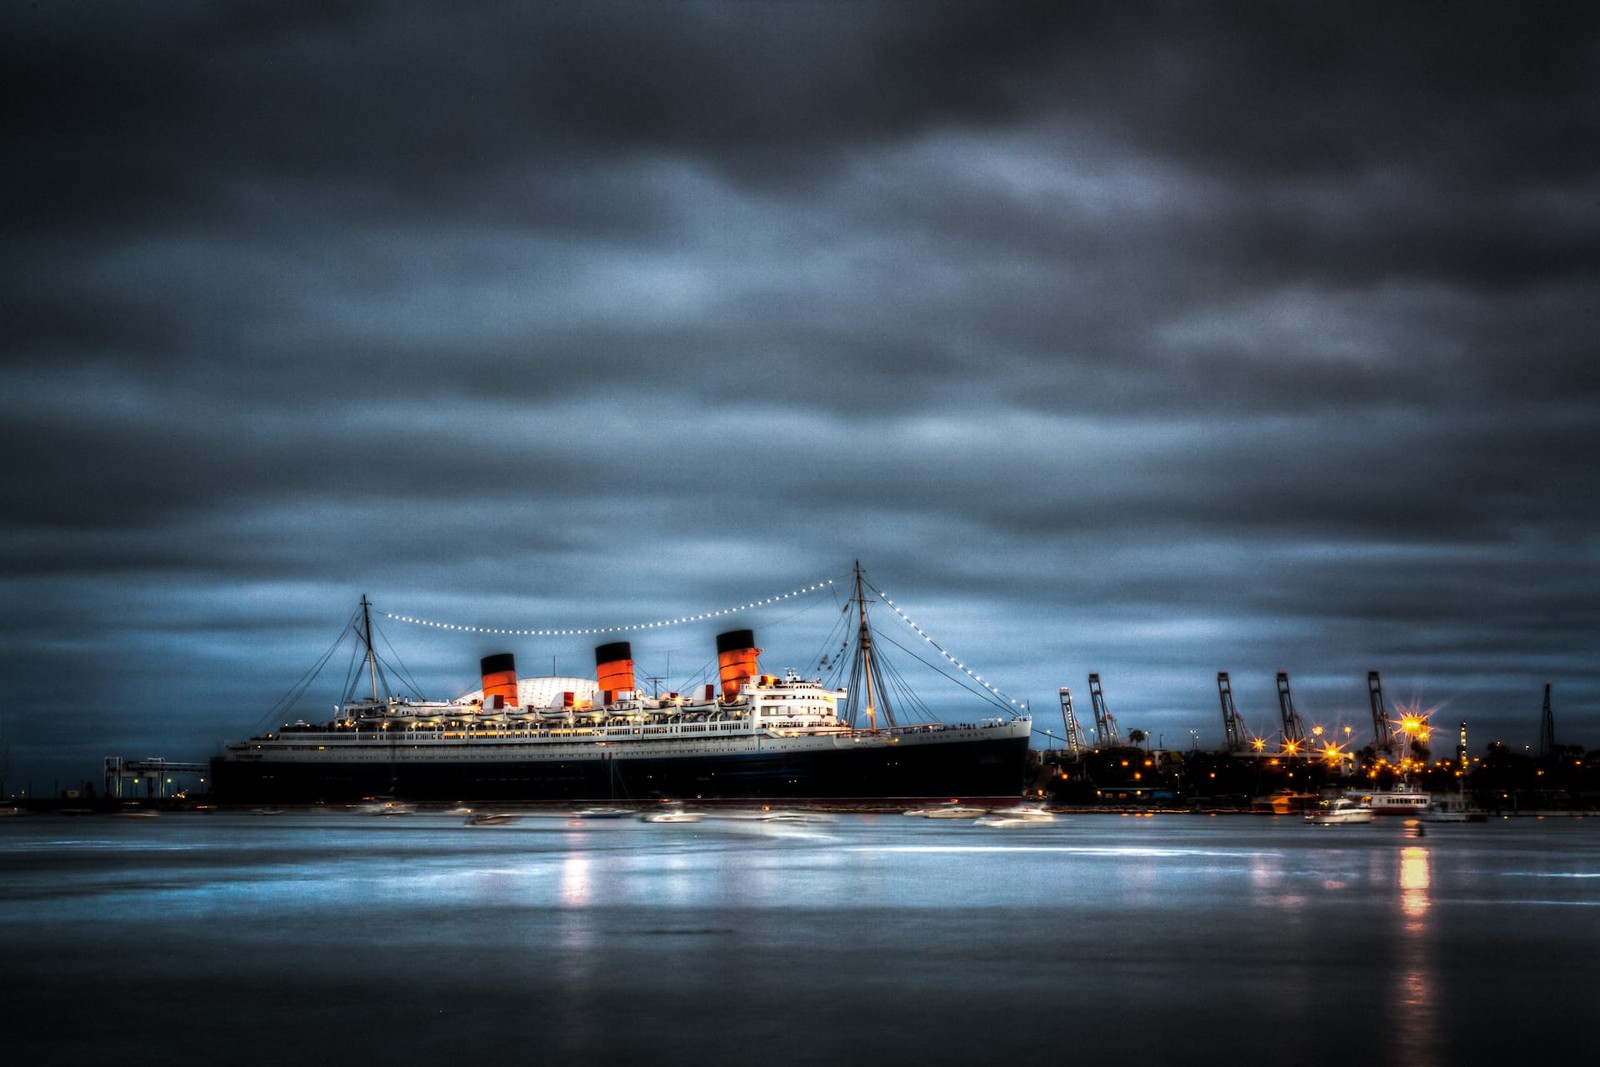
[210,732,1030,805]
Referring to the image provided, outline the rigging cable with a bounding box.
[251,609,360,735]
[381,578,837,636]
[863,577,1025,712]
[870,627,1011,717]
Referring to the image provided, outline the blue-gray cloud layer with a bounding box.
[3,2,1596,787]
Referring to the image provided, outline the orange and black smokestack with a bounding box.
[595,641,635,703]
[480,653,519,709]
[716,629,761,700]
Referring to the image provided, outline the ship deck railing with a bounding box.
[249,718,769,745]
[238,713,1024,748]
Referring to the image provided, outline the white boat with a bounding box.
[974,813,1036,827]
[907,804,990,819]
[356,798,414,815]
[465,812,518,826]
[639,809,703,823]
[1421,793,1488,823]
[571,807,632,819]
[1306,798,1375,825]
[1360,784,1430,815]
[990,805,1056,821]
[757,810,829,823]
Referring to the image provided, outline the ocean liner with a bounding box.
[210,568,1033,804]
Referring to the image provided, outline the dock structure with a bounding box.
[103,756,208,799]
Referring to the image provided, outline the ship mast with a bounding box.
[850,562,895,731]
[359,594,380,702]
[856,564,876,732]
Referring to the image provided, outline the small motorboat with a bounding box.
[990,805,1056,821]
[1420,795,1489,823]
[571,807,632,819]
[639,809,704,824]
[906,803,990,819]
[356,798,415,816]
[1306,798,1375,825]
[465,812,519,826]
[758,810,826,822]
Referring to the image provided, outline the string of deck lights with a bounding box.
[878,592,1023,709]
[384,579,835,637]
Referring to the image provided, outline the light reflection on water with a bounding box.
[3,812,1598,1066]
[1400,842,1432,925]
[1395,843,1435,1064]
[560,850,593,906]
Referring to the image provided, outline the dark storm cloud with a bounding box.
[14,3,1590,235]
[2,2,1597,787]
[2,2,1038,236]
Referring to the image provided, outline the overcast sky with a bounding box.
[3,1,1596,792]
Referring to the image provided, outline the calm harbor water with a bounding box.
[3,810,1597,1066]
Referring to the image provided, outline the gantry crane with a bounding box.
[1275,671,1308,751]
[1367,671,1398,757]
[1058,687,1088,759]
[1539,682,1556,758]
[1088,673,1122,747]
[1217,671,1251,754]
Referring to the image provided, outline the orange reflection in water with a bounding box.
[1394,844,1436,1063]
[1399,844,1431,926]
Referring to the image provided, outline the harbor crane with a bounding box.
[1539,682,1556,758]
[1057,687,1088,759]
[1275,672,1308,751]
[1217,671,1251,754]
[103,756,208,799]
[1367,671,1399,757]
[1088,673,1122,747]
